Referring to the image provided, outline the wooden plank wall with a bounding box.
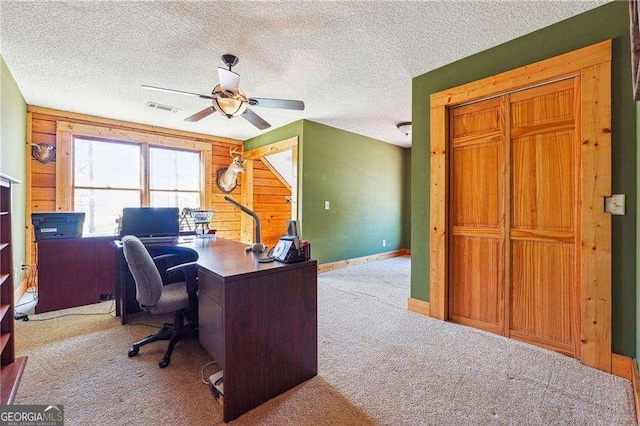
[210,145,242,240]
[26,107,243,267]
[253,159,291,249]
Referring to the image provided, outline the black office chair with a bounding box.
[122,235,199,368]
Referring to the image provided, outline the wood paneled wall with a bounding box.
[253,159,292,248]
[26,106,246,266]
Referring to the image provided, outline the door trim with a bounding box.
[428,40,612,372]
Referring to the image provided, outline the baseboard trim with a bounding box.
[612,353,633,380]
[632,359,640,425]
[407,297,430,316]
[317,249,410,274]
[611,354,640,423]
[14,277,28,302]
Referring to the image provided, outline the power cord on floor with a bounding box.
[15,264,38,320]
[200,360,219,384]
[123,320,167,329]
[23,299,116,322]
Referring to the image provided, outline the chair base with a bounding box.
[128,309,198,368]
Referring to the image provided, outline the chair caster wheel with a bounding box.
[128,347,139,357]
[159,358,170,368]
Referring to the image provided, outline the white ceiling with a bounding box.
[0,1,607,148]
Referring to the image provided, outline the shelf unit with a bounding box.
[0,173,27,404]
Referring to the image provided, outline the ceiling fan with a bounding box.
[142,54,305,130]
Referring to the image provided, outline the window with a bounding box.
[73,138,202,236]
[149,147,201,210]
[74,138,141,236]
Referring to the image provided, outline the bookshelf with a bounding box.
[0,173,27,404]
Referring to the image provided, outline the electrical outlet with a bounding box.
[324,201,330,210]
[382,240,387,247]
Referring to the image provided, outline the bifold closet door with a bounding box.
[449,97,506,335]
[508,79,579,356]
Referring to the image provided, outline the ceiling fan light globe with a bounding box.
[211,85,248,117]
[213,98,248,117]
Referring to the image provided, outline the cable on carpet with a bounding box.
[24,299,117,322]
[200,360,219,384]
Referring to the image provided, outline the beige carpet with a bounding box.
[14,256,635,425]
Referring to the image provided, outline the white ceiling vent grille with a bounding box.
[146,101,181,113]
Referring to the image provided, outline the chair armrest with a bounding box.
[152,254,182,284]
[166,261,197,274]
[167,262,199,301]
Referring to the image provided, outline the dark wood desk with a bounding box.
[115,237,318,422]
[36,237,115,313]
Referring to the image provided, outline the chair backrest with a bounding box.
[122,235,163,307]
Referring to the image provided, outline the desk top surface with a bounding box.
[153,236,315,281]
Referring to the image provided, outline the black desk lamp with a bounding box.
[224,196,267,253]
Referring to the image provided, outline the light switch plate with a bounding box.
[604,194,625,215]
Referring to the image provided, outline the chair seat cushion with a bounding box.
[147,281,190,315]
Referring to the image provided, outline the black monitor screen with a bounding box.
[120,207,179,238]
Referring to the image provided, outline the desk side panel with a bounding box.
[199,270,225,367]
[36,239,99,313]
[95,238,115,296]
[224,262,317,422]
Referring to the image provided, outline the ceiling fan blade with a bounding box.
[217,68,240,95]
[185,106,216,122]
[242,108,271,130]
[248,97,305,110]
[142,85,215,100]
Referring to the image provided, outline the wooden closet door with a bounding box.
[449,97,505,335]
[508,79,579,356]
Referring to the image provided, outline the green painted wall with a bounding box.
[246,120,408,265]
[1,54,27,289]
[403,147,411,248]
[412,1,636,356]
[301,120,406,264]
[244,120,304,152]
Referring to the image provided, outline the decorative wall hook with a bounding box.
[31,143,56,164]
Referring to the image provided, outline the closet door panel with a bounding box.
[451,143,501,228]
[508,79,578,356]
[512,131,575,231]
[449,98,505,334]
[450,235,503,333]
[510,241,575,354]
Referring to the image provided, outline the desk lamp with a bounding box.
[224,196,266,253]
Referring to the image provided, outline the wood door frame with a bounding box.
[241,136,299,243]
[429,40,612,372]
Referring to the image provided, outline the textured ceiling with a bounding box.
[0,1,607,148]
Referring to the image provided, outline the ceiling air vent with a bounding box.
[146,101,181,113]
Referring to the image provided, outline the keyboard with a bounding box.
[138,236,179,244]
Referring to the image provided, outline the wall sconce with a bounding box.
[397,122,412,136]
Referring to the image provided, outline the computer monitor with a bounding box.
[119,207,179,239]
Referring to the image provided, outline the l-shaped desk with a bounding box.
[114,237,318,422]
